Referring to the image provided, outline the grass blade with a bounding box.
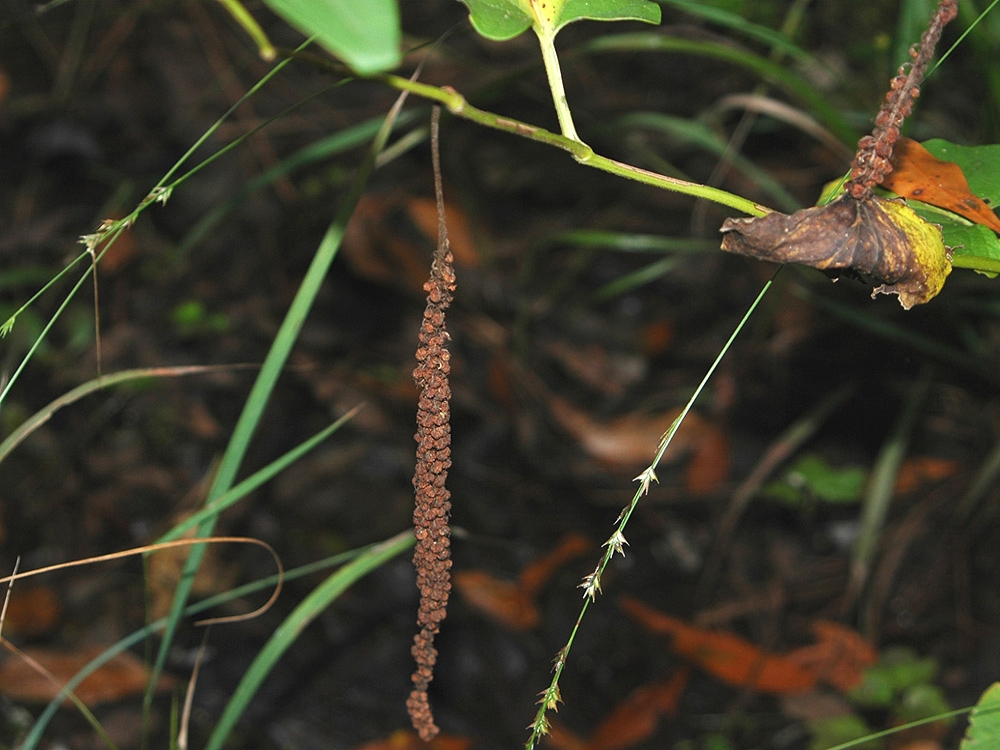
[148,81,415,705]
[204,530,415,750]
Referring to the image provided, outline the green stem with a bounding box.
[951,253,1000,274]
[381,75,770,217]
[533,25,581,142]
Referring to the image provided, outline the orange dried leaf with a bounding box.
[884,138,1000,234]
[683,427,730,495]
[587,668,690,750]
[404,196,480,268]
[893,456,960,495]
[353,729,472,750]
[453,570,539,630]
[546,396,726,486]
[620,597,817,694]
[542,723,589,750]
[1,586,62,637]
[342,195,437,292]
[456,535,589,630]
[786,620,877,692]
[518,533,590,597]
[95,216,138,273]
[0,645,174,705]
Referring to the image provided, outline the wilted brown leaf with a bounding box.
[546,396,729,493]
[352,728,473,750]
[1,586,61,637]
[621,598,874,695]
[587,669,689,750]
[453,570,539,630]
[454,534,590,631]
[720,194,951,309]
[0,645,174,705]
[893,456,960,495]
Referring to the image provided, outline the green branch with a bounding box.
[381,75,770,217]
[951,253,1000,275]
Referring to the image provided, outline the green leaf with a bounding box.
[918,139,1000,273]
[849,647,939,708]
[961,683,1000,750]
[457,0,533,41]
[807,715,880,750]
[554,0,661,33]
[761,454,866,506]
[261,0,401,74]
[896,684,952,725]
[457,0,660,41]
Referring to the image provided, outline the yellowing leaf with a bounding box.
[721,193,951,309]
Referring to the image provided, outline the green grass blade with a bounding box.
[155,405,362,544]
[204,530,415,750]
[0,365,247,465]
[17,540,403,750]
[580,33,856,144]
[657,0,821,68]
[612,112,802,211]
[848,372,930,601]
[0,263,93,410]
[148,87,414,704]
[177,108,421,255]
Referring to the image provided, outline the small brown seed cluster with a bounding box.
[407,249,456,742]
[846,0,957,200]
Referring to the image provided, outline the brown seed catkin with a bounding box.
[846,0,957,199]
[407,106,455,742]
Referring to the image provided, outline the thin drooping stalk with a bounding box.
[407,107,456,741]
[525,273,778,749]
[846,0,958,199]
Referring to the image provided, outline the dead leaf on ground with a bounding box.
[342,194,479,293]
[620,597,874,694]
[453,570,539,630]
[0,586,62,637]
[546,396,729,493]
[587,668,689,750]
[95,215,139,273]
[518,533,590,597]
[893,456,960,495]
[454,534,590,631]
[786,620,877,692]
[884,137,1000,234]
[0,645,175,705]
[542,341,647,397]
[352,728,473,750]
[147,515,239,620]
[544,668,689,750]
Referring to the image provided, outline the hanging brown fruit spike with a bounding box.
[719,0,957,309]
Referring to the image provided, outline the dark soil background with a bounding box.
[1,1,1000,749]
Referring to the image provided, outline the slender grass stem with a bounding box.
[525,269,779,749]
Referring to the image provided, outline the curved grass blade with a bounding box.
[580,33,856,145]
[203,530,414,750]
[16,537,409,750]
[147,79,416,713]
[0,365,252,465]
